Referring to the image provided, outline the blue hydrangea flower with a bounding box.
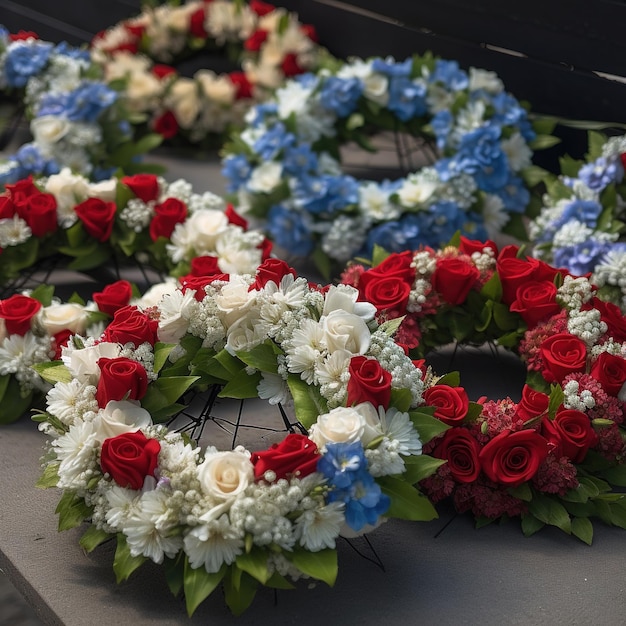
[363,214,422,255]
[387,77,427,121]
[455,126,509,192]
[430,60,469,91]
[35,92,70,117]
[320,76,363,118]
[554,239,613,275]
[246,102,278,128]
[4,40,53,87]
[53,41,90,62]
[14,143,59,176]
[578,156,624,191]
[292,174,358,214]
[253,122,295,160]
[318,441,367,488]
[266,204,315,255]
[431,110,454,149]
[222,154,253,193]
[371,57,412,78]
[283,143,318,177]
[64,82,118,123]
[488,92,536,142]
[559,199,603,229]
[497,174,531,213]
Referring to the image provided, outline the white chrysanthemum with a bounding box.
[0,332,51,393]
[380,406,422,456]
[46,378,98,425]
[481,193,509,235]
[501,132,532,171]
[123,489,183,563]
[157,288,199,343]
[0,215,31,247]
[359,182,400,221]
[132,278,178,308]
[213,228,264,275]
[257,372,291,405]
[397,173,438,208]
[105,485,142,530]
[256,275,309,327]
[184,515,245,573]
[53,419,99,489]
[247,161,283,194]
[295,500,345,551]
[316,348,351,407]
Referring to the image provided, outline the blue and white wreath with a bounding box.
[529,131,626,309]
[222,54,553,274]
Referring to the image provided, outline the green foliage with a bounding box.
[36,463,60,489]
[183,559,226,616]
[287,374,327,429]
[55,490,92,531]
[378,475,438,521]
[79,526,112,553]
[286,547,338,587]
[409,409,449,443]
[113,534,146,583]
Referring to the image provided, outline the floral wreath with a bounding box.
[91,0,324,148]
[34,258,443,615]
[221,53,556,276]
[530,130,626,310]
[340,236,626,543]
[0,27,149,184]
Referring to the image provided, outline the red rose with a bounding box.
[152,64,176,80]
[225,204,248,230]
[122,173,160,203]
[281,53,302,77]
[459,236,498,257]
[103,305,159,346]
[423,385,469,426]
[93,280,133,316]
[542,409,598,463]
[539,333,587,384]
[515,385,549,422]
[509,280,561,329]
[10,30,38,41]
[100,431,161,490]
[346,355,392,409]
[590,351,626,396]
[52,329,72,360]
[149,197,188,241]
[479,429,549,487]
[153,110,179,139]
[0,294,42,335]
[252,258,296,290]
[74,197,117,242]
[496,255,540,305]
[361,275,411,314]
[431,257,480,305]
[300,24,318,42]
[15,192,57,237]
[244,29,269,52]
[96,357,148,407]
[189,6,207,37]
[181,274,230,301]
[249,0,275,16]
[190,255,220,276]
[583,298,626,343]
[251,434,318,481]
[258,237,273,261]
[0,196,16,219]
[360,251,414,286]
[6,176,39,208]
[229,72,253,100]
[432,428,482,483]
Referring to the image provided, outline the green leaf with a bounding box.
[389,387,413,413]
[29,284,55,306]
[164,553,185,597]
[183,559,226,616]
[149,375,200,405]
[598,464,626,487]
[214,348,247,377]
[113,534,146,584]
[36,463,59,488]
[548,384,565,419]
[437,371,460,387]
[377,475,438,521]
[236,341,281,374]
[587,130,607,160]
[528,493,571,533]
[312,246,332,282]
[287,374,327,429]
[55,490,92,531]
[501,212,529,241]
[265,571,295,589]
[409,410,449,444]
[508,482,532,502]
[520,513,545,537]
[235,547,270,584]
[219,368,262,399]
[571,517,593,545]
[401,455,446,483]
[371,244,390,267]
[31,361,72,384]
[222,567,258,616]
[465,401,483,421]
[79,526,111,552]
[378,316,404,338]
[479,272,502,301]
[287,548,338,586]
[153,342,176,374]
[529,134,561,150]
[520,165,553,188]
[0,377,34,423]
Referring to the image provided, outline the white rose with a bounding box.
[30,115,71,146]
[86,178,117,202]
[322,285,376,322]
[132,279,178,308]
[165,78,200,128]
[92,400,153,441]
[197,448,253,522]
[321,309,371,355]
[126,72,163,110]
[225,316,266,355]
[196,70,236,104]
[247,162,283,194]
[309,403,382,449]
[64,342,121,384]
[44,167,89,213]
[397,177,438,208]
[214,275,256,328]
[40,303,89,335]
[468,67,504,94]
[185,209,229,253]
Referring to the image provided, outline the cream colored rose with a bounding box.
[185,208,229,253]
[196,70,236,104]
[44,168,89,216]
[321,309,371,355]
[197,448,253,505]
[322,285,376,322]
[126,71,164,110]
[225,316,267,355]
[165,78,200,128]
[309,403,381,449]
[93,400,153,441]
[64,342,122,384]
[247,162,283,193]
[132,278,178,308]
[214,275,256,328]
[30,115,71,146]
[85,178,117,202]
[40,303,89,335]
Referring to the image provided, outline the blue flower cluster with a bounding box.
[37,82,118,124]
[223,55,541,267]
[318,441,390,532]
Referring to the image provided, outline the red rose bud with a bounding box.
[10,30,38,41]
[252,258,296,290]
[515,385,549,422]
[433,428,482,483]
[423,385,469,426]
[479,429,549,487]
[180,274,230,301]
[346,355,392,409]
[361,275,411,314]
[258,237,273,261]
[300,24,318,42]
[0,294,42,335]
[459,236,498,257]
[590,351,626,396]
[149,197,188,241]
[496,255,540,305]
[121,173,160,203]
[225,204,248,229]
[103,305,159,347]
[539,333,587,384]
[74,197,117,242]
[281,52,302,77]
[359,250,414,285]
[229,72,253,100]
[509,280,561,329]
[0,196,15,219]
[52,329,72,360]
[189,6,208,37]
[100,431,161,490]
[244,29,269,52]
[96,356,148,407]
[190,255,220,276]
[153,110,179,139]
[542,409,598,463]
[431,257,480,305]
[250,0,275,16]
[17,192,57,237]
[152,64,177,80]
[93,280,133,316]
[251,434,318,481]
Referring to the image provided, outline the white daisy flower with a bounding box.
[183,515,245,573]
[294,500,345,551]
